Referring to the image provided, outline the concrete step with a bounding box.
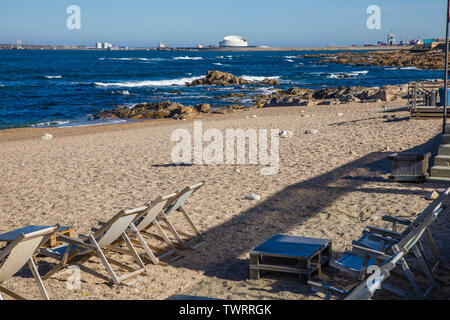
[442,134,450,144]
[438,144,450,156]
[434,155,450,167]
[430,165,450,178]
[428,176,450,183]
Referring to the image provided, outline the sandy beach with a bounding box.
[1,100,449,300]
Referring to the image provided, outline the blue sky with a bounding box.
[0,0,446,47]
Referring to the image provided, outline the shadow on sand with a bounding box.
[170,132,447,294]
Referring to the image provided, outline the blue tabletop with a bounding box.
[251,234,330,259]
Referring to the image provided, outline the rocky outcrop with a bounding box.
[187,71,280,86]
[93,80,430,121]
[93,101,212,121]
[187,71,250,86]
[263,84,409,107]
[304,48,445,70]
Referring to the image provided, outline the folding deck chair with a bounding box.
[309,203,445,300]
[309,192,448,299]
[0,225,58,300]
[158,182,205,249]
[107,195,182,265]
[40,207,150,286]
[353,187,450,274]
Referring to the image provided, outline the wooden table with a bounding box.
[250,234,332,282]
[388,152,431,182]
[0,225,74,248]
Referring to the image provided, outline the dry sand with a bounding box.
[0,100,449,300]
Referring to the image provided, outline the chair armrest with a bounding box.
[382,215,411,226]
[360,231,399,246]
[351,244,392,260]
[78,234,89,240]
[56,235,96,251]
[366,226,402,240]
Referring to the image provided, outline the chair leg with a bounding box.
[153,220,177,250]
[121,232,149,272]
[160,214,187,247]
[42,261,66,280]
[399,256,423,299]
[179,206,202,236]
[411,246,438,290]
[88,235,121,285]
[128,225,160,265]
[0,285,26,300]
[27,258,50,300]
[425,230,441,272]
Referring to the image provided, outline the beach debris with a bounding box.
[41,133,53,141]
[119,90,130,95]
[425,191,439,201]
[337,113,344,117]
[279,130,293,138]
[350,150,357,156]
[245,194,261,201]
[305,129,318,135]
[251,115,257,118]
[383,146,390,151]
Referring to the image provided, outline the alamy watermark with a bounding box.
[66,5,81,30]
[365,265,383,293]
[366,5,381,30]
[171,121,280,176]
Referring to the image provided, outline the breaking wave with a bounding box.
[173,56,203,60]
[94,76,203,87]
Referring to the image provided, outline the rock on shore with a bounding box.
[93,101,254,120]
[304,47,444,70]
[187,70,279,86]
[264,84,410,107]
[93,101,211,120]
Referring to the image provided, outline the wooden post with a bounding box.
[443,0,450,133]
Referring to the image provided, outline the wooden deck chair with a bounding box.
[0,225,58,300]
[343,247,407,300]
[354,187,450,274]
[309,202,445,300]
[40,207,150,286]
[158,182,205,249]
[344,206,445,300]
[108,195,182,265]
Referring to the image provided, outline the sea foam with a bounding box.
[94,76,203,87]
[241,75,280,81]
[173,56,203,60]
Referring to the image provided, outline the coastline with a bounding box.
[0,45,411,51]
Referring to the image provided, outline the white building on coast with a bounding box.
[219,35,248,47]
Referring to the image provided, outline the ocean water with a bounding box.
[0,50,443,129]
